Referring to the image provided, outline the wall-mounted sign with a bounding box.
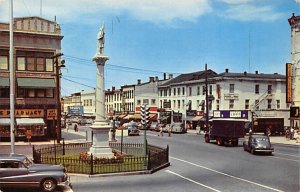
[224,94,239,100]
[286,63,292,103]
[290,106,300,118]
[0,109,44,117]
[186,110,197,116]
[68,106,84,115]
[47,109,57,120]
[213,110,248,119]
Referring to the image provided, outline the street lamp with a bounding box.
[52,53,65,143]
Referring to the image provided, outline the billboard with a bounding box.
[67,106,84,115]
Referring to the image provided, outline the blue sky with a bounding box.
[0,0,299,96]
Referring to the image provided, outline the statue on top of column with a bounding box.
[97,23,105,55]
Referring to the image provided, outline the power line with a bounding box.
[62,77,95,89]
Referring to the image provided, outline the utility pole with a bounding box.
[9,0,15,154]
[53,53,65,143]
[205,64,209,132]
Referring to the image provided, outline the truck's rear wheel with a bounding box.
[217,138,223,146]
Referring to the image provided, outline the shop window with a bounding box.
[45,89,54,98]
[28,89,35,97]
[36,57,45,71]
[17,57,26,71]
[0,56,8,70]
[0,88,9,98]
[37,89,45,98]
[27,57,35,71]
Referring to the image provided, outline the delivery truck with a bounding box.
[204,118,248,146]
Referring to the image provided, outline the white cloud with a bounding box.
[296,0,300,3]
[0,0,212,24]
[218,0,252,5]
[222,4,283,22]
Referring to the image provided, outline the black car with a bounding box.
[243,134,274,155]
[0,154,71,192]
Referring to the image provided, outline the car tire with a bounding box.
[204,135,210,143]
[40,178,57,192]
[250,148,255,155]
[217,138,223,146]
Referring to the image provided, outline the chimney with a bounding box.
[163,73,166,80]
[169,74,173,79]
[255,70,258,74]
[225,68,229,73]
[149,77,155,82]
[155,76,159,82]
[112,86,115,91]
[137,79,141,85]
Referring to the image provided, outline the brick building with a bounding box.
[0,17,63,141]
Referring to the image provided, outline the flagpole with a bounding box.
[9,0,15,154]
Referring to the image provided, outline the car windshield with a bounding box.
[23,157,33,167]
[255,137,269,142]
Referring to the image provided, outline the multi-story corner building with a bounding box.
[81,89,95,117]
[158,68,289,128]
[105,86,122,117]
[61,92,82,117]
[121,84,135,114]
[134,75,171,121]
[0,17,63,141]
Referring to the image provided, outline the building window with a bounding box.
[202,86,206,95]
[229,84,234,93]
[46,58,53,71]
[216,100,220,111]
[229,99,234,109]
[169,89,171,96]
[177,88,181,95]
[197,86,200,95]
[173,88,176,96]
[255,99,259,110]
[267,99,272,109]
[160,90,163,97]
[209,85,212,95]
[182,87,185,95]
[17,57,26,71]
[268,85,272,94]
[36,89,45,98]
[27,57,35,71]
[137,100,141,105]
[36,58,45,71]
[0,88,9,98]
[182,100,185,108]
[151,99,156,105]
[28,89,35,97]
[277,100,280,109]
[0,56,8,70]
[173,100,176,108]
[245,99,249,109]
[189,87,192,96]
[178,100,180,109]
[255,84,259,94]
[143,99,149,105]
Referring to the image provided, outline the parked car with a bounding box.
[0,154,71,192]
[171,122,186,133]
[124,122,140,136]
[243,134,274,155]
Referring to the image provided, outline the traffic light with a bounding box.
[140,105,150,126]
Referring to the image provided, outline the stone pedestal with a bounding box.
[89,121,114,158]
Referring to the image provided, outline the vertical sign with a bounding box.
[286,63,292,103]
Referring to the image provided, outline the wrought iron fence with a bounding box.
[33,142,169,175]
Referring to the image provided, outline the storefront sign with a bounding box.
[290,106,300,118]
[47,109,57,120]
[68,106,84,115]
[0,109,44,117]
[224,94,239,100]
[286,63,292,103]
[213,110,248,119]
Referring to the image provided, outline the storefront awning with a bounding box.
[17,78,56,88]
[0,77,9,87]
[149,114,158,121]
[131,113,141,119]
[192,116,202,121]
[0,118,10,125]
[123,114,133,120]
[117,114,127,119]
[16,118,45,126]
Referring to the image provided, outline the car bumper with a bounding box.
[254,148,274,152]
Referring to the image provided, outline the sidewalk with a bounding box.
[187,129,300,146]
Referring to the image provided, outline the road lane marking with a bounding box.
[170,156,284,192]
[165,170,221,192]
[270,156,300,163]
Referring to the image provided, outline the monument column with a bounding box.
[89,23,114,158]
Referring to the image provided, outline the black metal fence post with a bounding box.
[166,145,169,163]
[90,154,94,175]
[62,138,65,156]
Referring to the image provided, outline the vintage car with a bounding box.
[171,122,186,133]
[123,122,140,136]
[0,154,71,192]
[243,134,274,155]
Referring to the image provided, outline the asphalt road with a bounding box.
[69,131,299,192]
[1,129,299,192]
